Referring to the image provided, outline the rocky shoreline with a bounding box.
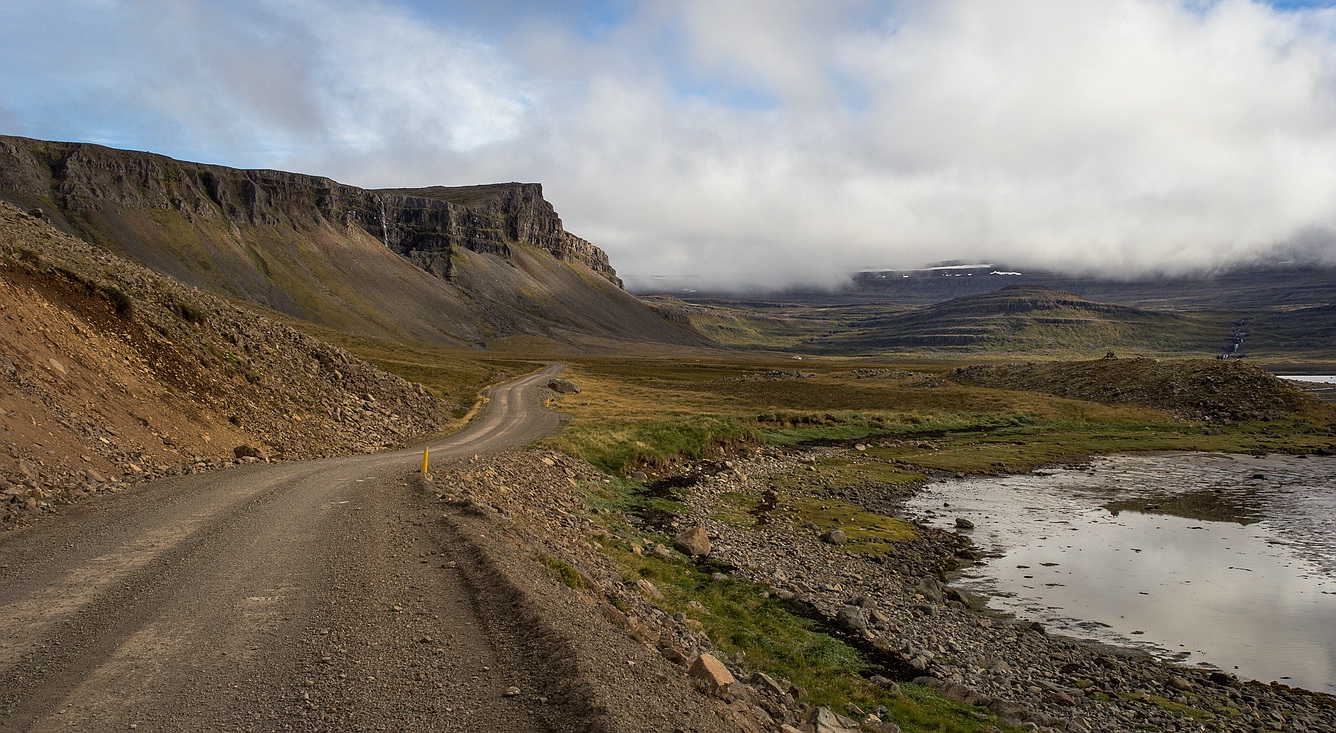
[442,447,1336,733]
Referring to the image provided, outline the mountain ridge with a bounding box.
[0,135,693,350]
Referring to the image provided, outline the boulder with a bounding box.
[673,525,711,557]
[634,578,664,600]
[547,378,581,394]
[836,605,868,633]
[986,698,1027,723]
[819,528,848,545]
[913,576,944,604]
[17,460,38,480]
[869,675,902,696]
[233,444,265,460]
[751,671,789,697]
[1168,676,1194,692]
[954,517,975,529]
[807,706,862,733]
[688,653,735,690]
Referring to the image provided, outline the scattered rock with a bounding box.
[954,517,974,530]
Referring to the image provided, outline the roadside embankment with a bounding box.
[1,200,449,528]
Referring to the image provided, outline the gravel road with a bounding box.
[0,363,634,732]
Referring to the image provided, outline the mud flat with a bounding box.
[907,453,1336,695]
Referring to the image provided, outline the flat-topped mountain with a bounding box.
[0,136,701,349]
[810,284,1214,354]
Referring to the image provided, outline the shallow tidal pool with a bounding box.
[906,453,1336,694]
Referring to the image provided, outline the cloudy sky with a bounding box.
[4,0,1336,291]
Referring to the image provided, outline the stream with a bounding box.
[905,453,1336,694]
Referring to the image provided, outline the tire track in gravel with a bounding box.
[0,363,582,732]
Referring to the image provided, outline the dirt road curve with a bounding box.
[0,363,618,732]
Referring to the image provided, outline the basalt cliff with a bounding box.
[0,135,696,348]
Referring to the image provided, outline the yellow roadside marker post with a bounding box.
[422,447,430,477]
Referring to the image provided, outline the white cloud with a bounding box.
[7,0,1336,290]
[292,0,532,155]
[520,0,1336,290]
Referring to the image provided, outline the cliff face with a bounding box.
[0,136,704,350]
[374,184,621,286]
[0,136,621,288]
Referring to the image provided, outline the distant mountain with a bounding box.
[845,264,1336,311]
[1249,304,1336,352]
[0,136,706,350]
[808,284,1218,354]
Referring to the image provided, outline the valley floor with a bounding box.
[6,361,1336,733]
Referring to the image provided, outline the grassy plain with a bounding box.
[545,355,1336,476]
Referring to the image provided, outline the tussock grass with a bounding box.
[713,488,918,552]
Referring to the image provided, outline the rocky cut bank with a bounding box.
[0,199,447,527]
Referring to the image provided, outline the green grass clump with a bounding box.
[587,477,688,519]
[548,414,757,474]
[545,557,583,589]
[530,355,1333,733]
[758,410,1045,446]
[865,417,1336,476]
[546,354,1335,487]
[779,495,918,551]
[1116,692,1214,723]
[712,488,918,553]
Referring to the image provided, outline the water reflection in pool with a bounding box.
[905,453,1336,694]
